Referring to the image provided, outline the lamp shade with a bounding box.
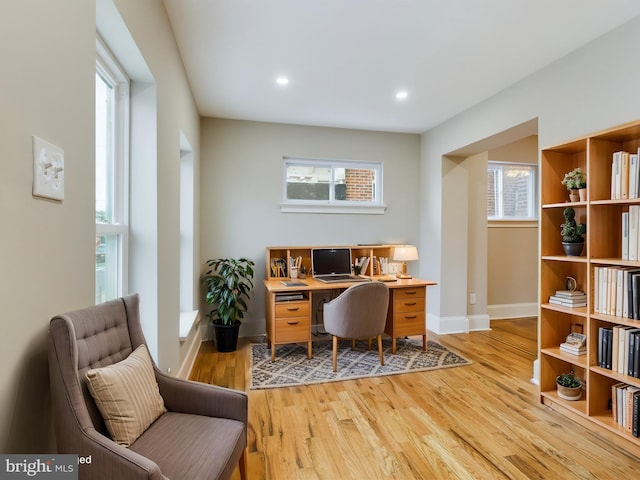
[393,245,419,262]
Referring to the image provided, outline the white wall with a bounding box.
[421,16,640,333]
[200,118,421,337]
[0,0,95,452]
[0,0,200,452]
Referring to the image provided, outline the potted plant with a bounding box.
[560,207,586,256]
[562,168,587,202]
[201,257,255,352]
[556,372,583,401]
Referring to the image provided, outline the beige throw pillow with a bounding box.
[86,344,166,446]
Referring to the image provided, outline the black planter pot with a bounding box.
[562,242,584,256]
[213,321,240,352]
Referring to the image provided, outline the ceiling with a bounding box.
[164,0,640,134]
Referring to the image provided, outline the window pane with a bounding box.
[96,72,114,224]
[286,164,331,200]
[95,234,119,304]
[336,168,376,202]
[487,163,536,220]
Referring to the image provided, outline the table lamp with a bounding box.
[393,245,418,279]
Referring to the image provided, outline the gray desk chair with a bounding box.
[48,294,247,480]
[323,282,390,372]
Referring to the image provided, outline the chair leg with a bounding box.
[367,338,372,350]
[239,448,247,480]
[333,336,338,372]
[377,335,384,366]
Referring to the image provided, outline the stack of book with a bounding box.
[598,325,640,377]
[548,290,587,308]
[611,149,640,200]
[560,332,586,356]
[612,383,640,437]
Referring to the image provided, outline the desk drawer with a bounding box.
[394,288,425,301]
[393,312,425,337]
[275,316,310,342]
[275,301,310,318]
[394,297,425,313]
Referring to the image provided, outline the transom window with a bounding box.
[487,161,537,221]
[282,157,385,214]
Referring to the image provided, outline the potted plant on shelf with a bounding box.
[556,371,583,401]
[560,207,586,256]
[201,257,255,352]
[561,167,587,202]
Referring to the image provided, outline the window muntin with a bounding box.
[487,161,537,221]
[96,37,129,304]
[283,158,382,207]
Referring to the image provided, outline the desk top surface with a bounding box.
[264,276,436,293]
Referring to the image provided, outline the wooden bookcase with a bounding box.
[540,120,640,449]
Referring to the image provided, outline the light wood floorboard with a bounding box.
[190,322,640,479]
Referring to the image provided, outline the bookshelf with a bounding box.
[540,120,640,449]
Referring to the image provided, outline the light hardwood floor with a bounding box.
[190,320,640,479]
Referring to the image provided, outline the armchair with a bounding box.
[48,294,247,480]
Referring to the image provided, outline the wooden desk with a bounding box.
[264,277,436,361]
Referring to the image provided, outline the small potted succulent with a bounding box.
[562,168,587,202]
[560,207,586,256]
[556,371,583,401]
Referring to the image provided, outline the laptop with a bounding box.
[311,248,370,283]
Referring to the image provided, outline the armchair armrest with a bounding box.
[155,370,248,423]
[78,428,164,480]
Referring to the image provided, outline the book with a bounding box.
[631,153,639,199]
[554,290,586,297]
[549,294,586,303]
[622,151,630,199]
[613,152,622,199]
[560,343,586,355]
[548,297,586,308]
[622,211,630,260]
[280,280,307,287]
[630,205,640,261]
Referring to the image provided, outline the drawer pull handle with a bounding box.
[404,302,417,306]
[405,315,417,319]
[286,307,300,312]
[405,291,417,295]
[287,320,300,325]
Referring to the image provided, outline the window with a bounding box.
[487,161,537,221]
[96,37,129,304]
[282,157,385,214]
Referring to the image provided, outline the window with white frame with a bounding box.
[487,161,537,221]
[282,157,385,214]
[95,37,129,304]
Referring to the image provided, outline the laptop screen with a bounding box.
[311,248,352,276]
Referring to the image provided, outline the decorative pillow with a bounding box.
[86,344,166,446]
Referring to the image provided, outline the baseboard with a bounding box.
[488,302,538,320]
[428,313,469,334]
[468,314,490,332]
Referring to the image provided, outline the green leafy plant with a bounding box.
[561,167,586,190]
[201,257,255,326]
[556,372,582,388]
[560,207,586,243]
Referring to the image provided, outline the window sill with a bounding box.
[179,310,200,341]
[280,203,387,215]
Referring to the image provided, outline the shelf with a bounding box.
[541,347,588,368]
[540,119,640,451]
[590,365,640,388]
[541,303,588,317]
[540,389,587,416]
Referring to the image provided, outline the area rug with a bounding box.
[250,338,471,389]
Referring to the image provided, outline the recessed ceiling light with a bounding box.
[276,76,289,86]
[396,90,408,100]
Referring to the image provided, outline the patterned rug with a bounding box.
[250,338,472,389]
